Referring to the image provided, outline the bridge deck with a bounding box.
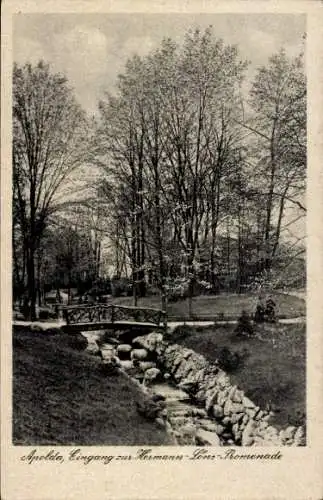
[62,321,164,333]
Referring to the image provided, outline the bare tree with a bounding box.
[13,61,90,319]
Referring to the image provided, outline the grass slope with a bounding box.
[13,329,172,446]
[177,323,306,429]
[110,293,306,319]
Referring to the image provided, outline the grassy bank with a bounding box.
[110,292,306,319]
[13,329,173,446]
[176,323,306,429]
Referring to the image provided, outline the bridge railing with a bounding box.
[59,304,167,328]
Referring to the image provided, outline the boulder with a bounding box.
[85,339,100,355]
[173,360,195,382]
[100,356,120,375]
[143,367,161,385]
[215,372,231,389]
[100,346,116,360]
[231,412,244,424]
[293,426,305,446]
[214,424,225,436]
[130,348,148,361]
[196,428,221,447]
[132,332,165,353]
[205,390,218,412]
[191,408,208,419]
[179,368,206,391]
[117,344,132,360]
[283,426,297,441]
[119,360,134,371]
[199,420,218,433]
[139,361,157,372]
[30,323,43,332]
[242,420,257,446]
[212,404,224,419]
[117,344,132,353]
[242,396,256,409]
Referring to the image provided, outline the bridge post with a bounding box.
[111,305,115,323]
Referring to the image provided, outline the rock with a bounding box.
[231,412,244,424]
[143,368,161,385]
[223,400,244,416]
[246,408,257,419]
[119,360,134,371]
[180,423,197,438]
[155,417,166,428]
[178,381,198,394]
[164,372,171,381]
[86,339,100,355]
[205,390,218,412]
[136,399,162,420]
[100,356,120,375]
[139,361,157,372]
[174,360,195,382]
[215,424,225,436]
[117,344,132,354]
[231,403,245,414]
[242,414,249,425]
[265,426,279,439]
[199,420,218,433]
[131,348,148,361]
[191,408,207,418]
[133,332,165,353]
[216,373,231,389]
[223,400,232,416]
[235,431,242,442]
[242,396,256,409]
[254,410,264,420]
[179,368,205,392]
[222,417,231,426]
[232,389,244,404]
[212,404,224,419]
[30,323,43,332]
[242,435,254,446]
[258,421,269,432]
[228,385,238,401]
[293,427,305,446]
[196,429,221,446]
[217,389,230,407]
[242,420,257,446]
[101,343,117,351]
[195,389,206,404]
[232,423,240,435]
[283,426,297,441]
[169,416,188,427]
[101,346,116,360]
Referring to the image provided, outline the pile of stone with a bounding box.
[85,330,305,447]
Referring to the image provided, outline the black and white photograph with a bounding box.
[11,11,307,450]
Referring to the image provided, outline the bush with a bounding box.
[217,347,242,373]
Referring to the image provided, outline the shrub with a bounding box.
[217,347,242,373]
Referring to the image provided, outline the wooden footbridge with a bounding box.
[59,304,167,333]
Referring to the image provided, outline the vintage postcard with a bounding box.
[1,0,323,499]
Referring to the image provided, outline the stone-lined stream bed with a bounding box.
[83,329,305,447]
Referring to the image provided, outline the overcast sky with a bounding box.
[13,13,306,242]
[14,13,305,115]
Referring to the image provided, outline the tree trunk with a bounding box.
[26,244,37,320]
